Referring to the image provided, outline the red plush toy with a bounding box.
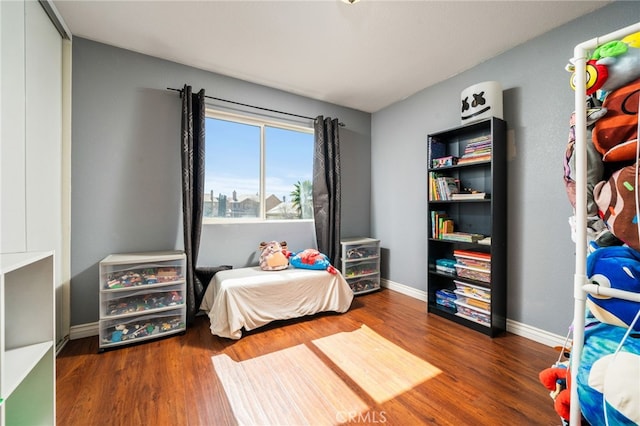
[539,364,571,422]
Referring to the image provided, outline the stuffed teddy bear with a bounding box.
[288,249,337,274]
[258,241,289,271]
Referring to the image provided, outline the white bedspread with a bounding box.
[199,266,354,339]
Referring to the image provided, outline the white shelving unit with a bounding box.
[98,251,187,351]
[569,22,640,426]
[340,237,381,295]
[0,251,55,425]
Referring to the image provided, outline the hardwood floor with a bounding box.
[57,288,562,425]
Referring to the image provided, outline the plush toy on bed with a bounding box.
[258,241,290,271]
[288,249,337,274]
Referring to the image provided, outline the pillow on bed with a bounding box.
[258,241,289,271]
[289,249,337,274]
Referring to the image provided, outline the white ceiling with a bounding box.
[53,0,611,113]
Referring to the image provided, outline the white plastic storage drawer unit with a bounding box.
[340,237,381,295]
[98,251,186,351]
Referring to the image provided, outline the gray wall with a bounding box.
[371,1,640,335]
[72,2,639,335]
[71,39,371,326]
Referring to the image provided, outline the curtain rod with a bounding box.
[167,87,344,127]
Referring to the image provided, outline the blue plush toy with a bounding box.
[577,316,640,425]
[586,246,640,331]
[288,249,337,274]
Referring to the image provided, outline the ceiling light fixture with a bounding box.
[341,0,361,4]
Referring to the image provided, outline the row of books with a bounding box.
[429,173,489,201]
[458,135,492,164]
[430,211,454,239]
[451,191,488,200]
[441,232,485,243]
[428,135,492,168]
[430,211,485,242]
[429,173,459,200]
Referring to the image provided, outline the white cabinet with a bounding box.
[99,251,187,351]
[0,251,55,425]
[340,237,381,295]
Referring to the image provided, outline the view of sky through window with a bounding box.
[204,116,313,220]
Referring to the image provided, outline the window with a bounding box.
[204,110,314,222]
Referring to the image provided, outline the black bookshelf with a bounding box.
[427,117,507,337]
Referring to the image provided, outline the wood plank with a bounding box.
[57,288,562,425]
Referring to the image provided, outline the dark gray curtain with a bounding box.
[181,85,206,325]
[313,116,342,266]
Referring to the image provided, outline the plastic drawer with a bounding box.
[344,260,379,278]
[453,252,491,270]
[103,262,184,290]
[99,308,186,348]
[455,264,491,283]
[453,280,491,300]
[101,284,185,318]
[436,289,457,310]
[343,243,379,260]
[347,276,380,293]
[454,297,490,325]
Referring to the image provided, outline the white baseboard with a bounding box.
[70,321,99,340]
[506,319,567,348]
[70,282,566,348]
[381,278,427,301]
[381,278,564,348]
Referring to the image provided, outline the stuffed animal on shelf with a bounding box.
[565,32,640,251]
[258,241,289,271]
[539,362,571,423]
[567,32,640,98]
[586,246,640,331]
[577,318,640,426]
[288,249,337,274]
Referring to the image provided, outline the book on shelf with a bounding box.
[453,249,491,259]
[429,172,440,200]
[463,144,491,154]
[431,156,458,168]
[451,192,488,200]
[428,137,446,163]
[440,232,485,243]
[438,176,459,200]
[458,154,492,164]
[429,172,460,200]
[459,135,492,164]
[435,258,456,274]
[430,211,455,239]
[463,135,491,146]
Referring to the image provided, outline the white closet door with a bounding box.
[1,0,27,253]
[25,0,62,260]
[25,0,70,348]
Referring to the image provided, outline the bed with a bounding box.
[568,21,640,426]
[199,266,354,339]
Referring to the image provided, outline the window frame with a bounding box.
[203,108,315,224]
